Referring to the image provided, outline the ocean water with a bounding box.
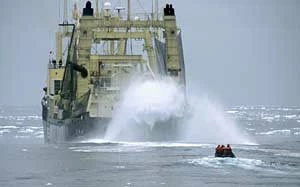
[0,105,300,187]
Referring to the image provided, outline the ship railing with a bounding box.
[48,63,65,69]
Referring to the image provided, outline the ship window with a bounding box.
[54,80,61,95]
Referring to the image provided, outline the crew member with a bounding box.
[223,144,233,157]
[215,145,223,157]
[227,144,232,151]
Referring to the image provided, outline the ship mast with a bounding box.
[155,0,158,20]
[63,0,68,35]
[96,0,99,17]
[127,0,131,21]
[63,0,68,23]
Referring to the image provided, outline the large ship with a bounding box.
[42,0,186,143]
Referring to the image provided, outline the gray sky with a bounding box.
[1,0,300,106]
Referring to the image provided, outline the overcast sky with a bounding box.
[0,0,300,106]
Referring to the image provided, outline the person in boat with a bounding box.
[223,144,235,158]
[215,144,235,158]
[215,145,223,157]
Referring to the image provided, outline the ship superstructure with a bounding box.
[42,0,186,142]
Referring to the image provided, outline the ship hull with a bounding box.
[43,117,183,143]
[43,117,110,143]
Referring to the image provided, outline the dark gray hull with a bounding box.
[43,117,184,143]
[43,117,110,143]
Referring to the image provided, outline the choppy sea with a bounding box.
[0,105,300,187]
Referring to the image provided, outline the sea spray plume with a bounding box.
[104,77,186,141]
[104,77,252,144]
[181,95,252,144]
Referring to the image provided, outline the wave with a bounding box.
[80,139,212,148]
[71,139,217,153]
[186,157,264,170]
[0,125,19,129]
[185,156,291,174]
[226,110,239,114]
[0,125,43,139]
[18,129,35,133]
[0,129,10,135]
[15,135,31,139]
[284,115,299,120]
[248,148,300,158]
[0,115,41,121]
[69,145,148,153]
[274,152,300,158]
[256,129,291,135]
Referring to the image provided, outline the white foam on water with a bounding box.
[240,142,259,146]
[245,128,255,131]
[187,156,287,174]
[120,142,211,148]
[0,116,42,121]
[0,129,10,135]
[262,116,274,121]
[256,129,291,135]
[114,165,126,169]
[226,110,239,114]
[284,115,298,119]
[80,139,114,144]
[69,145,147,153]
[28,126,43,130]
[11,126,44,138]
[80,139,211,148]
[15,135,30,139]
[274,152,300,158]
[254,148,300,159]
[0,126,19,129]
[75,138,217,153]
[187,157,264,170]
[18,129,35,133]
